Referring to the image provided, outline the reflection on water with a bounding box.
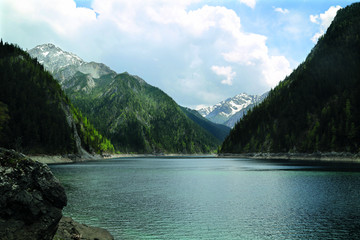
[51,158,360,239]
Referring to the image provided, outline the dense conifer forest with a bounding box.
[0,41,114,154]
[220,3,360,154]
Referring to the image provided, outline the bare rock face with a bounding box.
[0,148,67,240]
[28,44,116,87]
[54,216,114,240]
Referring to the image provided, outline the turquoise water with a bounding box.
[50,157,360,239]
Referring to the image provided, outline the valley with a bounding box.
[28,44,228,154]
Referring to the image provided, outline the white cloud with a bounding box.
[144,4,241,38]
[221,30,291,88]
[1,0,97,36]
[239,0,256,9]
[1,0,291,106]
[91,1,290,89]
[262,56,291,87]
[310,15,319,24]
[222,33,268,65]
[274,7,289,14]
[211,66,236,85]
[310,5,342,43]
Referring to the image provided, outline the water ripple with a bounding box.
[51,158,360,239]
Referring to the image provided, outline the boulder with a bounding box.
[53,216,114,240]
[0,148,67,240]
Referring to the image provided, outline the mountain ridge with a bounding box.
[197,92,268,128]
[181,107,231,142]
[0,41,114,155]
[28,44,223,153]
[28,44,116,86]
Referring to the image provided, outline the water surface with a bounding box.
[51,157,360,239]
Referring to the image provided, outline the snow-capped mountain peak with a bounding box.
[197,92,268,128]
[28,44,116,85]
[198,106,215,117]
[28,43,84,73]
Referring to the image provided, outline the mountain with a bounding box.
[220,3,360,154]
[0,41,114,155]
[197,93,267,128]
[181,107,231,142]
[28,43,116,87]
[28,44,220,153]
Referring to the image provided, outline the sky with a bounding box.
[0,0,358,109]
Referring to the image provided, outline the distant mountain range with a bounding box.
[4,2,358,157]
[181,107,230,141]
[197,92,268,128]
[29,44,229,153]
[220,3,360,154]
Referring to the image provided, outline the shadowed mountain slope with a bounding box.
[0,42,114,155]
[221,3,360,154]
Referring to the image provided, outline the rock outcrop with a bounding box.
[54,216,114,240]
[0,148,67,240]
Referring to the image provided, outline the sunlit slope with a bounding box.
[29,44,221,153]
[65,72,220,153]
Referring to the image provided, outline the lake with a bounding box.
[50,157,360,239]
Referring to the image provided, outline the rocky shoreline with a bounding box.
[0,148,114,240]
[28,151,360,165]
[104,153,217,159]
[218,152,360,163]
[29,153,217,164]
[54,216,113,240]
[29,153,102,165]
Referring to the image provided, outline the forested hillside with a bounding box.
[65,71,219,153]
[220,3,360,154]
[28,44,221,154]
[181,107,230,142]
[0,41,114,154]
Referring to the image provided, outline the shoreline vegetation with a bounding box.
[28,152,360,165]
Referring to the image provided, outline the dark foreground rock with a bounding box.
[54,216,114,240]
[0,148,67,240]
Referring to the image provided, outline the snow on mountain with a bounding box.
[28,43,84,73]
[28,44,115,86]
[197,92,268,128]
[197,106,215,117]
[29,43,266,129]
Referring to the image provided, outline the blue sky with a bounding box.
[0,0,358,108]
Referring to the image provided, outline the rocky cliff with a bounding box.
[0,148,114,239]
[0,148,67,240]
[54,216,114,240]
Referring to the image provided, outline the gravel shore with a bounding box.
[218,152,360,163]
